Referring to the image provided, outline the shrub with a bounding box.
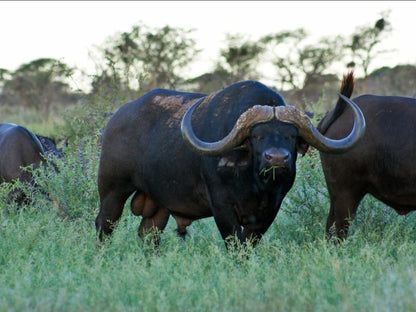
[29,136,101,221]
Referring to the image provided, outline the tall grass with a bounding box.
[1,144,416,311]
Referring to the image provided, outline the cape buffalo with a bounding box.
[318,72,416,240]
[95,80,365,248]
[0,123,62,203]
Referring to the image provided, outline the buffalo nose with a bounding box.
[263,147,291,166]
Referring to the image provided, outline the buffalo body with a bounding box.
[0,123,62,203]
[318,73,416,239]
[95,80,364,248]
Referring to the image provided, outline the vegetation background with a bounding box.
[1,12,416,311]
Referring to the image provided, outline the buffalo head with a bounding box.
[181,93,365,187]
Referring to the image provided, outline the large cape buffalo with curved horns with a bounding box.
[95,80,365,248]
[0,123,63,203]
[318,72,416,240]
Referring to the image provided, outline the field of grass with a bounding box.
[1,142,416,312]
[1,101,416,312]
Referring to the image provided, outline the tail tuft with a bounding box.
[339,70,355,98]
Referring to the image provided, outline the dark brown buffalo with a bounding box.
[95,80,365,249]
[318,72,416,239]
[0,123,62,203]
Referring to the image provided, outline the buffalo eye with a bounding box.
[285,134,296,140]
[251,134,263,141]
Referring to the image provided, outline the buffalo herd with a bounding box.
[3,72,416,247]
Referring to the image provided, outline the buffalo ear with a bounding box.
[217,143,252,171]
[297,138,309,156]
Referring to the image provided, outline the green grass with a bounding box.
[1,144,416,312]
[0,105,66,138]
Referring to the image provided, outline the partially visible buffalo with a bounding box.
[95,80,365,249]
[0,123,63,203]
[318,72,416,240]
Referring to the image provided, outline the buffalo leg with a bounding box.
[326,189,364,240]
[242,228,263,247]
[242,208,279,247]
[211,210,244,249]
[203,182,244,248]
[242,223,272,247]
[95,188,134,241]
[172,215,193,239]
[138,206,170,247]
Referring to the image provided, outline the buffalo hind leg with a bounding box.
[172,215,193,240]
[130,191,170,247]
[138,206,170,248]
[131,192,158,217]
[95,188,134,241]
[326,189,364,241]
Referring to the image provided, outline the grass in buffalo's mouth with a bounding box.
[259,166,280,181]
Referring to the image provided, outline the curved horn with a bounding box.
[181,98,274,156]
[275,93,365,154]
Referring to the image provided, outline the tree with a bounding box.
[216,33,265,84]
[183,68,230,94]
[2,58,74,113]
[298,36,344,86]
[261,29,343,90]
[0,68,11,92]
[0,68,10,81]
[261,29,307,90]
[93,23,200,94]
[345,11,393,78]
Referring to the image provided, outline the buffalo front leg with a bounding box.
[95,188,133,241]
[211,210,244,250]
[326,189,364,241]
[241,228,263,247]
[242,201,280,247]
[242,214,278,247]
[204,183,244,249]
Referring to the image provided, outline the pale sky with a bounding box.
[1,1,415,90]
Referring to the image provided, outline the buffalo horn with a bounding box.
[275,93,365,153]
[181,98,274,156]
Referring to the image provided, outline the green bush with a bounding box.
[29,137,101,221]
[59,76,136,142]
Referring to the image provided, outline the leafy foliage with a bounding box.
[60,91,116,142]
[32,137,100,220]
[261,29,345,91]
[92,23,200,95]
[261,28,308,89]
[299,36,345,81]
[217,33,265,83]
[345,11,393,77]
[1,58,75,114]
